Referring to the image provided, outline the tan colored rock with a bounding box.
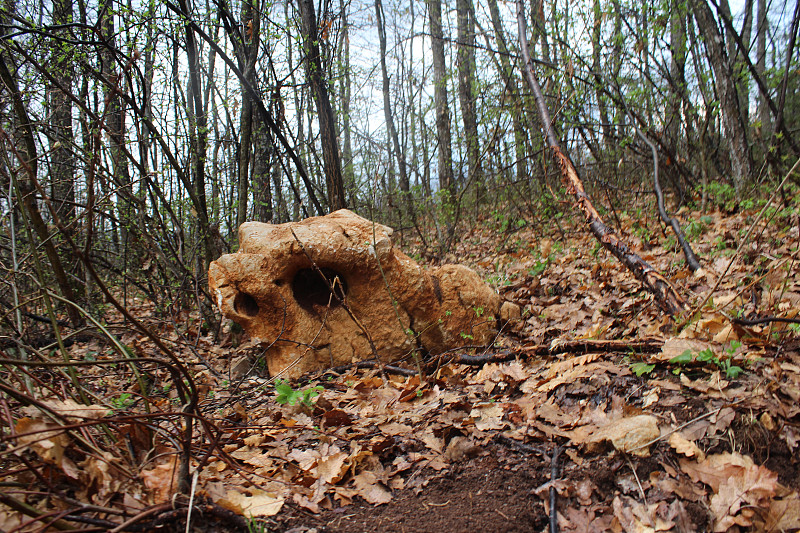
[209,209,509,378]
[500,301,522,322]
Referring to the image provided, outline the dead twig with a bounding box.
[515,0,687,316]
[550,445,562,533]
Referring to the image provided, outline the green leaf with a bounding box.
[274,380,296,405]
[696,349,716,363]
[630,363,655,377]
[669,350,694,365]
[725,365,744,379]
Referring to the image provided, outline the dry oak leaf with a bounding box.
[668,432,705,461]
[352,470,392,504]
[141,457,181,503]
[611,495,674,532]
[581,415,660,457]
[217,489,284,517]
[81,452,123,503]
[469,402,507,431]
[656,338,710,363]
[710,461,779,531]
[559,505,615,533]
[13,417,70,466]
[762,491,800,531]
[679,452,782,532]
[23,399,112,420]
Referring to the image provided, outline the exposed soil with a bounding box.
[272,445,551,533]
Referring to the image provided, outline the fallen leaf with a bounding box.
[668,432,705,461]
[762,491,800,531]
[583,415,660,457]
[656,338,710,363]
[141,456,179,502]
[218,489,284,517]
[352,471,392,504]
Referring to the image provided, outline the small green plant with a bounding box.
[684,219,706,240]
[274,379,323,406]
[110,393,135,409]
[246,517,268,533]
[669,341,744,379]
[705,182,738,211]
[630,362,655,377]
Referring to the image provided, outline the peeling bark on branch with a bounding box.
[516,0,688,316]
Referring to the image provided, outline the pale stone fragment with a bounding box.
[210,210,509,377]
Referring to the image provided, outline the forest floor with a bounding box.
[3,199,800,532]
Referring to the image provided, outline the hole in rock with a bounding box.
[233,292,260,317]
[292,268,348,311]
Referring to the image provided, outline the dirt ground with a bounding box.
[276,446,551,532]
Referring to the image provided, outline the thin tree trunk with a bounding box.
[339,0,355,203]
[0,55,83,326]
[376,0,409,198]
[177,0,215,268]
[592,0,611,146]
[487,0,528,185]
[48,0,82,301]
[99,0,132,253]
[427,0,454,194]
[755,0,770,136]
[693,0,753,195]
[49,0,75,232]
[297,0,346,212]
[236,0,260,227]
[456,0,480,189]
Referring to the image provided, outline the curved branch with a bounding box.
[515,0,688,316]
[614,92,702,272]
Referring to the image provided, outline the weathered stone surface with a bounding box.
[209,209,511,378]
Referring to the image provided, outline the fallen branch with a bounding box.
[435,338,665,366]
[731,316,800,326]
[516,0,688,316]
[616,94,701,272]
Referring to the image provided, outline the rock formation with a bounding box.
[209,210,514,378]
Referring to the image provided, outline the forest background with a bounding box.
[1,0,800,529]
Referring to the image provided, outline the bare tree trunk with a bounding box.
[771,0,800,157]
[666,0,691,191]
[236,0,260,227]
[338,0,356,203]
[692,0,753,195]
[456,0,480,190]
[488,0,529,185]
[177,0,215,268]
[99,0,132,252]
[296,0,346,212]
[48,0,83,302]
[591,0,611,147]
[755,0,770,136]
[427,0,454,194]
[376,0,409,196]
[49,0,75,231]
[252,121,273,222]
